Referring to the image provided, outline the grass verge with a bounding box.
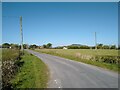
[11,51,49,88]
[2,49,21,89]
[35,49,118,72]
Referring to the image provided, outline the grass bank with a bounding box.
[11,51,49,88]
[2,49,21,89]
[35,49,119,72]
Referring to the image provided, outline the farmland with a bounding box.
[35,49,119,72]
[35,49,118,56]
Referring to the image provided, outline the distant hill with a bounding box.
[70,44,83,46]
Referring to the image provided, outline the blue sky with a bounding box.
[2,2,118,47]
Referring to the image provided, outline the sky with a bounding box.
[2,2,118,47]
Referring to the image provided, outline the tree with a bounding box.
[67,45,90,49]
[103,45,109,49]
[97,44,103,49]
[23,44,29,49]
[110,45,116,49]
[46,43,52,48]
[10,44,19,49]
[67,45,78,49]
[43,44,47,48]
[80,45,90,49]
[29,44,38,49]
[54,46,64,49]
[2,43,10,48]
[118,45,120,49]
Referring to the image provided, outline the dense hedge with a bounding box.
[93,55,119,64]
[75,53,119,64]
[78,54,119,64]
[67,45,90,49]
[2,49,23,89]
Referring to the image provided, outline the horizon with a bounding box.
[2,2,118,47]
[0,43,118,48]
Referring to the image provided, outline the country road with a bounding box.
[26,50,118,88]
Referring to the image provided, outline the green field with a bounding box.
[36,49,118,56]
[35,49,119,72]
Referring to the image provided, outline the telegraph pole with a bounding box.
[95,32,97,50]
[20,16,24,54]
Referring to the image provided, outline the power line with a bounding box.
[2,16,19,18]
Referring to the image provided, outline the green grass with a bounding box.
[0,49,1,65]
[2,49,20,61]
[35,49,118,72]
[0,49,1,88]
[11,51,49,88]
[36,49,118,56]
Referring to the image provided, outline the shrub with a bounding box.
[2,49,23,89]
[94,55,119,64]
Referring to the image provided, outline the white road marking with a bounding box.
[53,79,62,88]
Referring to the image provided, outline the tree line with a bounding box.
[54,44,119,49]
[1,43,119,49]
[1,43,29,49]
[1,43,52,49]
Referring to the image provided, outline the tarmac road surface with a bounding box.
[26,50,118,88]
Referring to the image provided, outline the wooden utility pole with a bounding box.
[20,16,24,53]
[95,32,97,50]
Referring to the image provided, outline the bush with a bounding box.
[2,49,23,89]
[67,45,90,49]
[94,55,119,64]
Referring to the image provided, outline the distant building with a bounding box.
[38,46,44,49]
[63,47,68,49]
